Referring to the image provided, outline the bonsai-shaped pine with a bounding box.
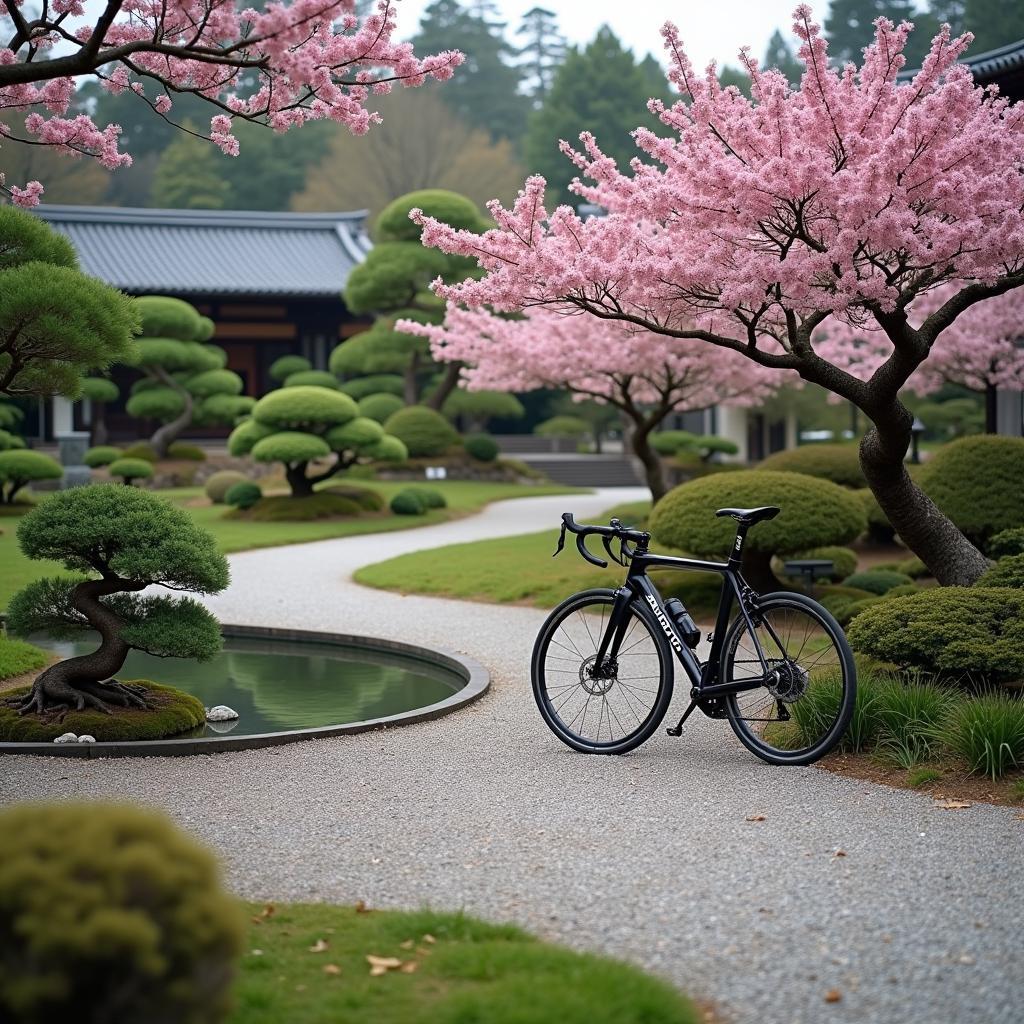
[4,485,228,715]
[126,296,254,458]
[331,190,488,407]
[0,206,137,397]
[0,449,62,504]
[107,457,155,487]
[78,375,120,446]
[228,385,407,497]
[268,354,312,383]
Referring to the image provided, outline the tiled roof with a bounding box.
[31,205,373,298]
[898,37,1024,83]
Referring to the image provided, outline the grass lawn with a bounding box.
[230,903,697,1024]
[0,480,580,611]
[0,636,48,681]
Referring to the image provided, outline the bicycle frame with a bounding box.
[592,544,775,717]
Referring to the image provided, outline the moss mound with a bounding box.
[0,681,205,742]
[231,492,365,522]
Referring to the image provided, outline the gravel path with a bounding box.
[2,488,1021,1024]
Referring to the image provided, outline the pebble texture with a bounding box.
[1,489,1021,1024]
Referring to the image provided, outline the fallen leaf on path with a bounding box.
[355,900,371,914]
[323,964,342,976]
[934,799,972,810]
[252,904,275,924]
[746,815,767,822]
[824,989,842,1003]
[308,939,329,953]
[833,850,847,858]
[367,955,402,976]
[400,961,419,974]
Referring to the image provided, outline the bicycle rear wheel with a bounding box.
[531,588,673,754]
[721,591,856,766]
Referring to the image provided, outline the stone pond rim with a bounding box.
[0,625,489,759]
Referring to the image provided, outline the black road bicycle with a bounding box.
[530,507,856,765]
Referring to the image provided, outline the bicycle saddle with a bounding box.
[715,506,781,524]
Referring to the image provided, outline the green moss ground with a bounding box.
[0,681,205,742]
[0,480,579,609]
[229,903,697,1024]
[0,636,48,681]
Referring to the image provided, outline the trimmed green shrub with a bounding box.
[357,392,405,423]
[534,415,589,438]
[166,441,206,461]
[897,555,929,579]
[0,637,47,681]
[856,486,895,543]
[838,596,885,626]
[384,405,459,457]
[78,376,119,404]
[121,441,159,462]
[107,457,154,486]
[0,428,24,452]
[204,470,249,504]
[377,188,486,241]
[0,802,245,1022]
[841,570,914,595]
[783,545,858,582]
[649,430,693,455]
[989,527,1024,559]
[649,470,867,590]
[0,449,63,504]
[977,554,1024,589]
[390,489,426,515]
[84,445,122,468]
[919,435,1024,547]
[0,681,205,742]
[848,587,1024,683]
[251,386,359,429]
[760,443,866,488]
[338,374,405,400]
[230,492,362,521]
[283,369,341,390]
[268,354,312,383]
[464,433,500,462]
[404,486,447,509]
[225,481,262,510]
[885,583,923,597]
[936,695,1024,780]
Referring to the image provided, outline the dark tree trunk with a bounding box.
[285,462,315,497]
[985,383,998,434]
[91,401,109,447]
[425,361,463,413]
[628,420,668,504]
[6,578,150,715]
[859,421,989,587]
[2,479,26,504]
[403,351,420,405]
[149,369,194,459]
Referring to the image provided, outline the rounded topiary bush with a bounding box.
[225,481,262,510]
[235,492,362,521]
[464,433,500,462]
[338,374,405,400]
[0,450,63,504]
[759,444,866,488]
[977,554,1024,589]
[390,489,426,515]
[166,441,207,462]
[835,595,885,626]
[403,486,446,509]
[107,457,154,486]
[268,354,312,383]
[283,370,341,390]
[848,587,1024,683]
[120,441,159,463]
[358,392,405,424]
[84,445,123,468]
[383,406,459,457]
[378,188,486,242]
[322,485,385,512]
[0,801,245,1024]
[989,527,1024,559]
[782,545,858,582]
[534,415,589,438]
[919,435,1024,547]
[204,470,250,504]
[250,386,358,430]
[649,470,867,591]
[841,569,914,595]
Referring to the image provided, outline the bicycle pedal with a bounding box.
[665,726,683,737]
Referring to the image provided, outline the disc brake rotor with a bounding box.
[579,654,616,696]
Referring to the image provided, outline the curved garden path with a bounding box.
[2,488,1021,1024]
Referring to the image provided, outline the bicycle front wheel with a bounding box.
[531,588,673,755]
[721,592,856,766]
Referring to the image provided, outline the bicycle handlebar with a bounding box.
[553,513,650,568]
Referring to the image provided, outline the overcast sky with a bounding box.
[397,0,815,70]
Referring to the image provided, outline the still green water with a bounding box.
[34,635,464,738]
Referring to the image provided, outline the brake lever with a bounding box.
[552,521,567,558]
[601,534,625,567]
[577,532,608,568]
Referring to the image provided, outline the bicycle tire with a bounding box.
[531,588,674,755]
[721,591,856,766]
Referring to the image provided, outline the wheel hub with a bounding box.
[579,655,617,695]
[766,659,809,703]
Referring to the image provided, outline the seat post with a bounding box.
[728,520,751,567]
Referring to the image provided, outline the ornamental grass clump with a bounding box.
[4,485,228,715]
[936,696,1024,781]
[0,802,245,1024]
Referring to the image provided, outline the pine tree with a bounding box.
[763,28,803,84]
[526,27,670,210]
[517,6,567,101]
[151,128,233,209]
[826,0,919,62]
[411,0,528,145]
[932,0,1024,53]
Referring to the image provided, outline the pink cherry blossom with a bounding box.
[1,0,463,204]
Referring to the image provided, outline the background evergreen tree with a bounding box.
[151,128,233,209]
[526,27,670,209]
[825,1,937,67]
[517,7,566,102]
[763,28,803,84]
[932,0,1024,53]
[411,0,528,146]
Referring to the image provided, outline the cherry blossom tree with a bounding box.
[410,6,1024,586]
[399,306,778,501]
[0,0,463,205]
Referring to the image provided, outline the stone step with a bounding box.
[519,455,644,487]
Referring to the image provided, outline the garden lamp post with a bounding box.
[910,417,925,464]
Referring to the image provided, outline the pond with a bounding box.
[32,634,467,739]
